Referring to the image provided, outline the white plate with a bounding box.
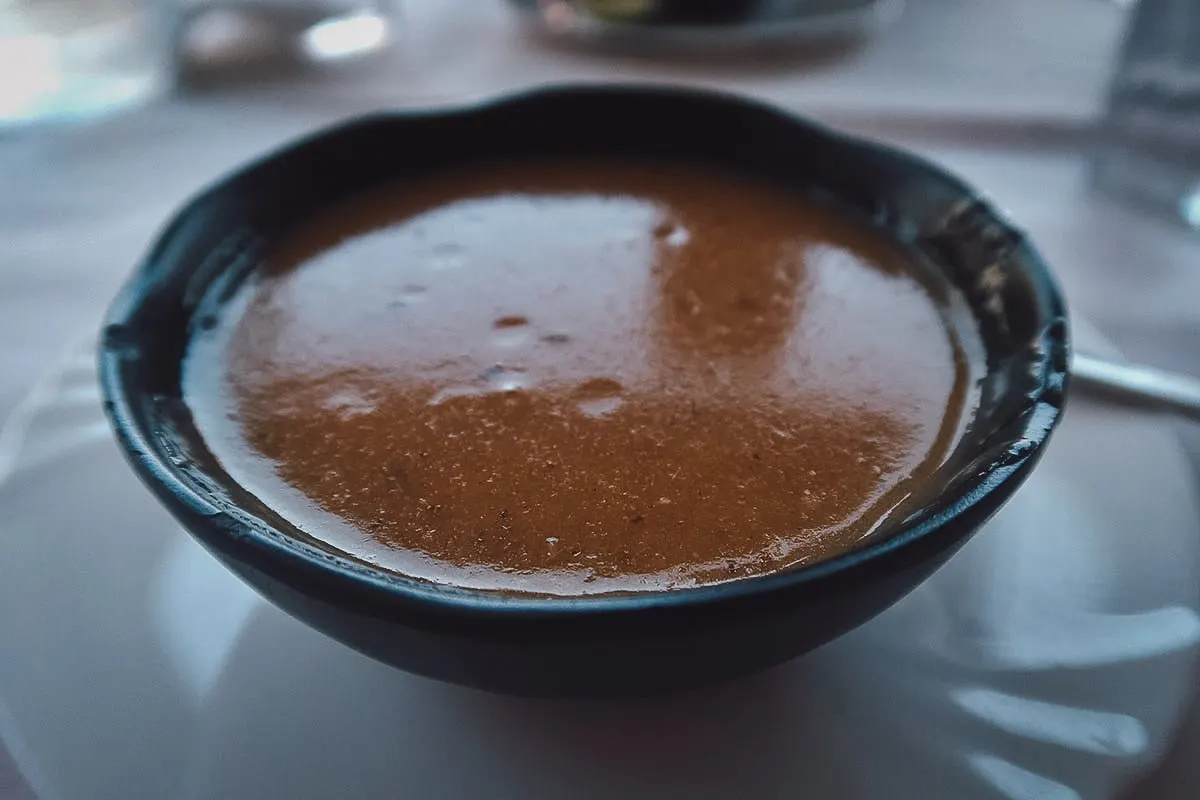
[1,329,1199,800]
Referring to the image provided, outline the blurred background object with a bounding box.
[0,0,395,128]
[505,0,903,54]
[0,0,168,127]
[1092,0,1200,231]
[180,0,394,74]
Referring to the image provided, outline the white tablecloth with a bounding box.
[1,1,1197,797]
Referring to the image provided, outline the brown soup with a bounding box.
[184,159,979,596]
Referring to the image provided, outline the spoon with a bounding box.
[1072,353,1200,424]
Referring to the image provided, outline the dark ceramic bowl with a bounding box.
[99,84,1068,697]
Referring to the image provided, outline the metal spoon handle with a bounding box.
[1072,353,1200,424]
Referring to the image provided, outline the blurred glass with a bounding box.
[182,0,394,64]
[0,0,394,129]
[1092,0,1200,231]
[0,0,168,127]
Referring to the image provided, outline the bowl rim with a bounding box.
[99,82,1069,621]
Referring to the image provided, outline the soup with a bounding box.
[184,159,978,596]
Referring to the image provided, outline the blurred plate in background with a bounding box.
[504,0,904,52]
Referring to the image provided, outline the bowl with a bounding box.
[99,84,1068,697]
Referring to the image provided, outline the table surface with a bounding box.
[1,1,1198,797]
